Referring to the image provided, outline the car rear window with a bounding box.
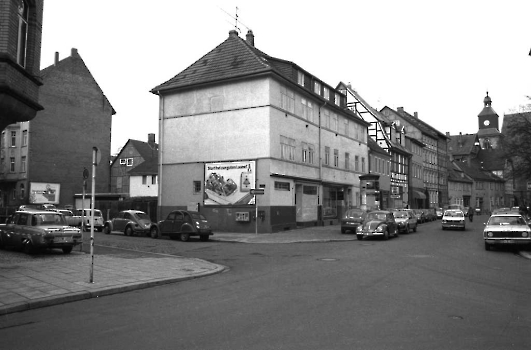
[393,212,408,218]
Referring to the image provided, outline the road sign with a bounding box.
[250,188,265,195]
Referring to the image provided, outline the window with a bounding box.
[297,71,305,86]
[280,86,295,113]
[152,176,157,185]
[126,158,133,166]
[335,93,341,106]
[22,130,28,146]
[323,87,330,100]
[355,155,359,171]
[301,98,314,123]
[119,159,126,165]
[21,156,26,172]
[332,113,338,132]
[17,1,29,67]
[303,186,317,195]
[314,81,321,95]
[280,136,295,161]
[10,157,15,172]
[20,183,25,199]
[308,144,315,164]
[302,143,308,163]
[361,157,366,172]
[344,118,349,136]
[274,182,290,191]
[323,109,330,129]
[324,146,330,165]
[142,175,147,185]
[11,131,16,147]
[334,149,339,167]
[193,181,201,194]
[345,152,350,170]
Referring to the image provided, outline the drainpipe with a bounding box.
[157,93,164,221]
[318,100,327,225]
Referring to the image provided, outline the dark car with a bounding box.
[341,209,367,234]
[393,210,417,233]
[103,210,157,237]
[356,210,398,241]
[152,210,212,242]
[0,210,82,254]
[414,209,426,223]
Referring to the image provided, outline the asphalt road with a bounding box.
[1,218,530,350]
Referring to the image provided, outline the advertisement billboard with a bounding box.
[29,182,61,204]
[204,161,255,205]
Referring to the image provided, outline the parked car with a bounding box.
[441,209,466,230]
[483,212,531,251]
[341,209,367,234]
[103,210,157,237]
[71,209,104,232]
[424,208,437,222]
[436,208,443,219]
[152,210,212,241]
[393,210,417,233]
[0,210,82,254]
[356,210,398,241]
[463,207,470,217]
[57,209,76,226]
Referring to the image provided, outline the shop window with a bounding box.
[274,182,290,191]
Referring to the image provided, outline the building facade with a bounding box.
[0,0,44,132]
[151,30,370,233]
[0,48,114,212]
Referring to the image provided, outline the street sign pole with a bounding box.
[89,147,99,283]
[250,188,265,234]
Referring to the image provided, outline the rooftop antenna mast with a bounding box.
[220,6,251,33]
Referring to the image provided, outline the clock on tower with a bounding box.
[478,92,499,131]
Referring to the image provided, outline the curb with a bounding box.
[0,264,227,316]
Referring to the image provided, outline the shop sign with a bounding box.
[204,161,255,205]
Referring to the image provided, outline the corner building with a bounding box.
[152,30,370,233]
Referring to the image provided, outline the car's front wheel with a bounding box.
[356,234,363,241]
[484,242,491,251]
[103,225,111,235]
[383,229,389,240]
[180,232,190,242]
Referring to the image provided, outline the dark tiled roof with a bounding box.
[447,134,478,156]
[478,106,498,118]
[112,139,158,167]
[477,128,500,136]
[447,161,473,183]
[128,157,158,175]
[476,148,505,171]
[383,106,448,140]
[454,158,504,182]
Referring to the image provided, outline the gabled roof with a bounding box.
[368,137,389,157]
[41,49,115,115]
[447,161,473,183]
[111,139,158,167]
[454,158,504,182]
[128,157,158,176]
[476,148,506,172]
[447,133,478,157]
[383,106,448,140]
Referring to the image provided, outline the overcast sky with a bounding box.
[40,0,531,154]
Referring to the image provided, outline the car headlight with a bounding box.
[522,232,529,237]
[486,232,493,237]
[356,226,362,232]
[376,225,384,232]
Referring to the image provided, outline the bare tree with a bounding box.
[502,108,531,179]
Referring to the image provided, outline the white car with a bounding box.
[483,213,531,251]
[441,209,466,230]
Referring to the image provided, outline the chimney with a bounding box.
[246,30,255,46]
[148,133,155,146]
[54,52,59,65]
[445,132,450,136]
[414,112,418,118]
[397,107,404,113]
[458,132,463,147]
[229,29,239,37]
[71,48,78,57]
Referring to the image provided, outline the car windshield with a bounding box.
[191,213,207,221]
[33,214,66,225]
[134,212,151,221]
[393,211,408,218]
[488,216,526,225]
[367,212,386,221]
[444,211,463,217]
[344,210,365,219]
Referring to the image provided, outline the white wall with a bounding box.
[130,175,158,197]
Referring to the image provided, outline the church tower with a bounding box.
[477,92,501,149]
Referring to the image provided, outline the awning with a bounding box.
[413,190,426,199]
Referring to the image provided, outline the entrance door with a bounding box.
[295,184,303,222]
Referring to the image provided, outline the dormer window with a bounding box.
[334,93,341,106]
[323,87,330,100]
[297,71,305,87]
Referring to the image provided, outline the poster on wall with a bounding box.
[29,182,60,204]
[204,161,255,205]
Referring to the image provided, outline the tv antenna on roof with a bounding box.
[219,6,251,33]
